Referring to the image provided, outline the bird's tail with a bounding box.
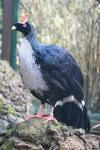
[81,105,91,132]
[53,96,90,133]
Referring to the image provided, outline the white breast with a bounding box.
[18,38,48,93]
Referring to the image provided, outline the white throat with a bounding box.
[18,38,48,93]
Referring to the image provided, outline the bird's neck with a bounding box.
[26,29,39,49]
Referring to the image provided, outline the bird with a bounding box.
[12,19,90,132]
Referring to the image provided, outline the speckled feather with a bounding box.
[18,38,48,94]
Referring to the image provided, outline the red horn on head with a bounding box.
[21,14,28,24]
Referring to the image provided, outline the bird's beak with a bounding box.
[11,26,16,30]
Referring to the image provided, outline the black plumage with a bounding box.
[26,31,84,105]
[12,22,90,132]
[53,101,90,132]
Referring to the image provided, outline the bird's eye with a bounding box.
[23,24,26,27]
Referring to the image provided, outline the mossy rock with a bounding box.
[0,61,99,150]
[1,118,99,150]
[0,139,14,150]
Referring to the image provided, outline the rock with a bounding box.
[0,137,3,146]
[0,119,9,135]
[7,114,24,125]
[0,60,99,150]
[13,137,43,150]
[0,60,31,125]
[0,60,31,148]
[0,118,99,150]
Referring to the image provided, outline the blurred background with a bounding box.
[0,0,100,133]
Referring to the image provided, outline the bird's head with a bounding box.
[12,22,32,36]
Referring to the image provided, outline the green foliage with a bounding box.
[7,106,16,115]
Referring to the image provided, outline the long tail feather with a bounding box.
[53,100,90,133]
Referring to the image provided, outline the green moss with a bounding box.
[7,106,16,115]
[1,139,14,150]
[0,137,3,146]
[0,99,4,112]
[7,127,16,137]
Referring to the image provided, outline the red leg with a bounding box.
[25,104,46,120]
[43,106,58,123]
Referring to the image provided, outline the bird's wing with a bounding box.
[36,44,84,101]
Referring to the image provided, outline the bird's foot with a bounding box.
[24,113,45,120]
[43,115,58,124]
